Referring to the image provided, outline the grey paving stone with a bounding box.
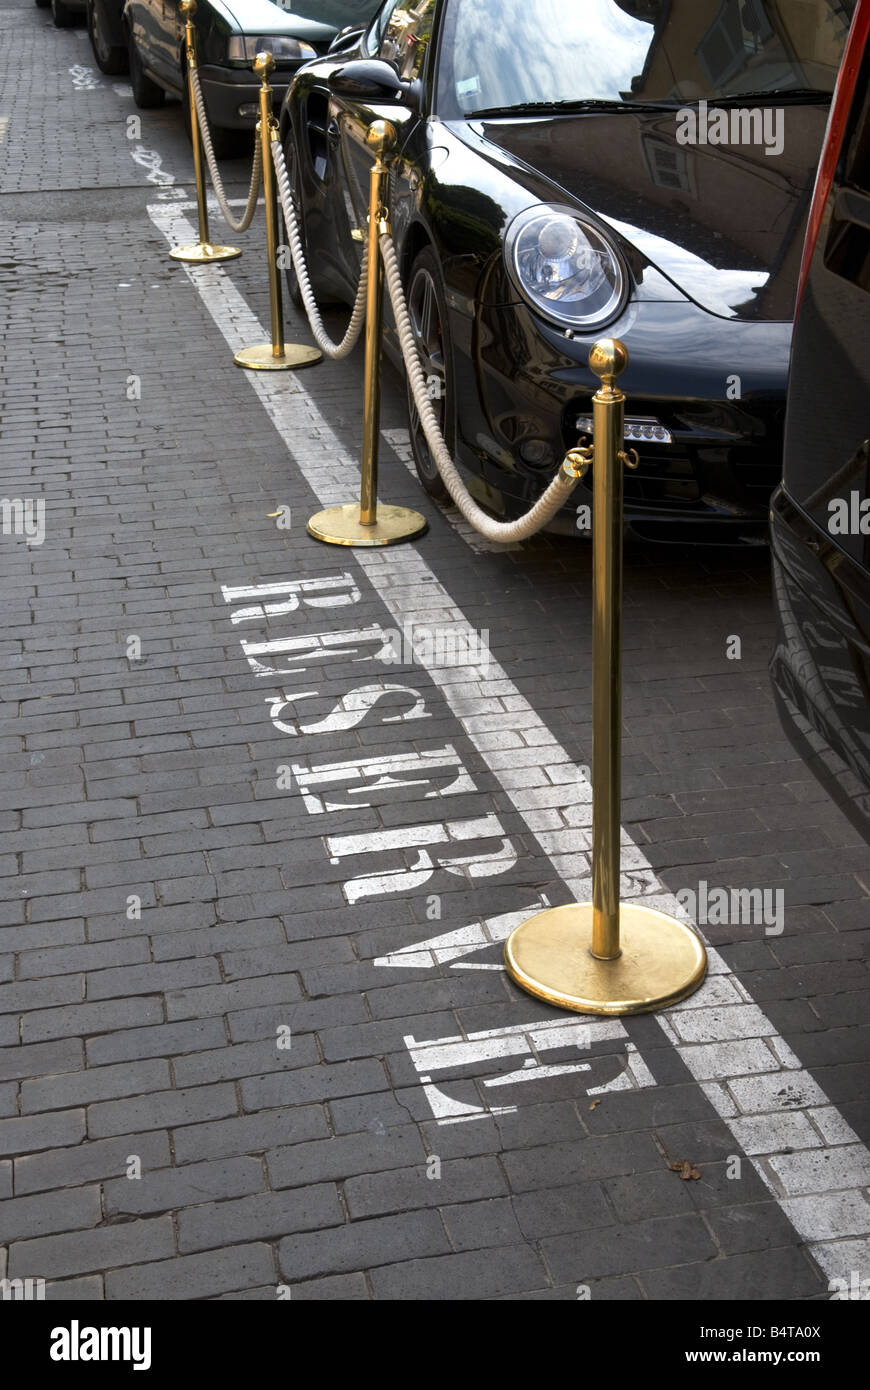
[45,1276,105,1301]
[441,1196,524,1252]
[707,1200,814,1256]
[0,1109,86,1158]
[503,1133,662,1192]
[266,1121,424,1196]
[369,1244,550,1301]
[345,1156,507,1220]
[86,1018,228,1066]
[9,1216,176,1280]
[542,1214,718,1283]
[17,937,151,980]
[279,1210,450,1282]
[604,1168,696,1224]
[172,1034,320,1087]
[637,1248,828,1300]
[2,1186,102,1242]
[21,997,164,1044]
[20,1059,171,1113]
[290,1273,371,1300]
[178,1184,343,1253]
[513,1182,615,1239]
[105,1243,276,1300]
[0,976,84,1015]
[172,1105,329,1164]
[104,1156,266,1216]
[86,958,222,1001]
[240,1058,390,1112]
[87,1083,238,1139]
[14,1131,173,1196]
[165,974,303,1021]
[0,1040,87,1086]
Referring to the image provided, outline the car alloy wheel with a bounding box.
[406,247,451,502]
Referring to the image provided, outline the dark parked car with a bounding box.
[109,0,380,151]
[770,0,870,841]
[280,0,855,541]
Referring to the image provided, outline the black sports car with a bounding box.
[770,0,870,841]
[280,0,854,541]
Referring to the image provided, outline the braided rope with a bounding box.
[190,67,261,234]
[271,136,368,360]
[380,232,580,544]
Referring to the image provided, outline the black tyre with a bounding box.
[35,0,51,11]
[405,246,452,502]
[279,131,304,310]
[51,0,78,27]
[128,29,165,109]
[87,0,127,74]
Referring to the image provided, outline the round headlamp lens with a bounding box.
[508,209,625,328]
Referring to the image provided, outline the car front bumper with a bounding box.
[198,64,296,130]
[461,296,791,542]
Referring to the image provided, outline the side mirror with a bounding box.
[331,58,417,106]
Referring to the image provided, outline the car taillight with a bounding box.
[795,0,870,315]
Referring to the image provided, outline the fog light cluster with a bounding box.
[576,414,673,444]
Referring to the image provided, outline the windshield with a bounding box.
[280,0,381,29]
[435,0,855,118]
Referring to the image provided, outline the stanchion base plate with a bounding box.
[504,902,707,1016]
[307,503,428,547]
[169,243,241,263]
[234,343,322,371]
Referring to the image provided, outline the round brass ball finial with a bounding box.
[588,337,629,388]
[365,119,397,156]
[253,50,275,79]
[179,0,197,16]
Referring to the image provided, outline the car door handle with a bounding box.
[327,119,341,146]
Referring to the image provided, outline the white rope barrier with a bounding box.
[379,232,583,544]
[190,68,261,234]
[270,137,368,361]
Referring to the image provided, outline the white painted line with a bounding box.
[148,201,870,1285]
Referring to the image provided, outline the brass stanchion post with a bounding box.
[307,120,427,546]
[234,52,321,371]
[504,339,707,1015]
[169,0,240,264]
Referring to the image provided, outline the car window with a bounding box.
[365,0,403,57]
[435,0,855,118]
[377,1,436,79]
[289,0,381,25]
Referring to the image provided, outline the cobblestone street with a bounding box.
[1,0,869,1306]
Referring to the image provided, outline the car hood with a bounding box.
[217,0,336,42]
[467,109,829,322]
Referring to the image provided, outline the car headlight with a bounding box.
[505,206,627,330]
[227,36,317,63]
